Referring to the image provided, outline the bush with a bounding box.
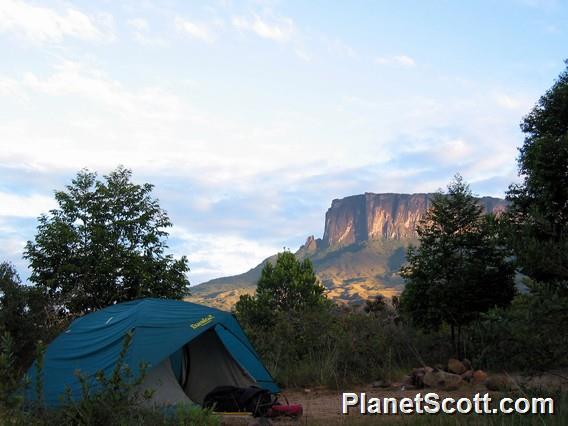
[467,283,568,372]
[241,303,432,388]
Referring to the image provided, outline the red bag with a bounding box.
[268,404,303,418]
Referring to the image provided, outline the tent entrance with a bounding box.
[138,327,255,407]
[182,327,255,404]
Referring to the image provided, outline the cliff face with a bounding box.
[191,191,508,310]
[322,193,507,247]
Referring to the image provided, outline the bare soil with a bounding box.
[221,372,567,425]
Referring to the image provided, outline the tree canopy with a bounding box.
[0,262,49,369]
[506,60,568,287]
[400,175,516,354]
[234,251,328,327]
[24,167,190,316]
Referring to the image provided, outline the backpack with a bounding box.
[203,385,275,417]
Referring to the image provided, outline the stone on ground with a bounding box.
[423,370,463,390]
[448,358,467,375]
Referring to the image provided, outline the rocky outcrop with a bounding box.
[298,235,321,255]
[323,193,507,247]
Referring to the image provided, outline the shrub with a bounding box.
[242,303,431,388]
[467,283,568,372]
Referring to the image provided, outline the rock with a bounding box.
[448,358,467,375]
[461,370,474,382]
[408,366,435,389]
[462,359,472,370]
[372,380,391,388]
[423,370,463,390]
[485,374,513,391]
[303,388,311,394]
[472,370,488,384]
[323,194,507,246]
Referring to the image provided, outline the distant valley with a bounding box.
[187,192,507,310]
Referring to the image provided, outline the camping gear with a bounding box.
[268,404,303,418]
[25,298,279,407]
[203,385,275,417]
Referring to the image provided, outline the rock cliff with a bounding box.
[322,193,507,247]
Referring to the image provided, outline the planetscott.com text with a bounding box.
[342,392,554,415]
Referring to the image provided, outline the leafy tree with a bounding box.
[235,251,328,327]
[24,167,190,316]
[400,175,515,356]
[506,60,568,288]
[364,295,387,314]
[0,262,50,369]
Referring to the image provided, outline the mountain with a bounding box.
[187,192,507,310]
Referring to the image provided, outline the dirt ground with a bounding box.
[280,384,491,424]
[221,372,567,425]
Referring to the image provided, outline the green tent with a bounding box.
[26,298,279,407]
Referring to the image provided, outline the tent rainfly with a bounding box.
[25,298,279,407]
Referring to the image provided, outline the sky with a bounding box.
[0,0,567,286]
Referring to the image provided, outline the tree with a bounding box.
[506,60,568,288]
[0,262,49,369]
[235,251,328,327]
[400,175,516,356]
[24,167,190,316]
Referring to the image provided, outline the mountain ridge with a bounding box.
[188,192,507,310]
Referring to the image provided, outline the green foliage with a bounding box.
[400,175,516,356]
[0,262,53,370]
[364,295,388,314]
[172,404,220,426]
[506,60,568,287]
[0,332,28,412]
[24,167,190,316]
[235,251,329,327]
[242,302,427,388]
[468,282,568,372]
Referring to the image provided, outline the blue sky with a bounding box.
[0,0,567,285]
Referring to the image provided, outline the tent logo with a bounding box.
[190,314,215,329]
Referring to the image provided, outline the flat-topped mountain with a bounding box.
[322,193,506,246]
[188,192,507,310]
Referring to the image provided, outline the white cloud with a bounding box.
[171,227,281,283]
[0,0,112,43]
[0,57,526,220]
[0,76,28,103]
[375,54,416,67]
[127,17,167,47]
[127,17,148,32]
[494,93,532,111]
[175,17,216,43]
[321,35,357,58]
[0,60,340,186]
[0,192,56,218]
[232,14,294,42]
[21,60,185,121]
[294,48,311,62]
[436,139,475,164]
[0,236,26,258]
